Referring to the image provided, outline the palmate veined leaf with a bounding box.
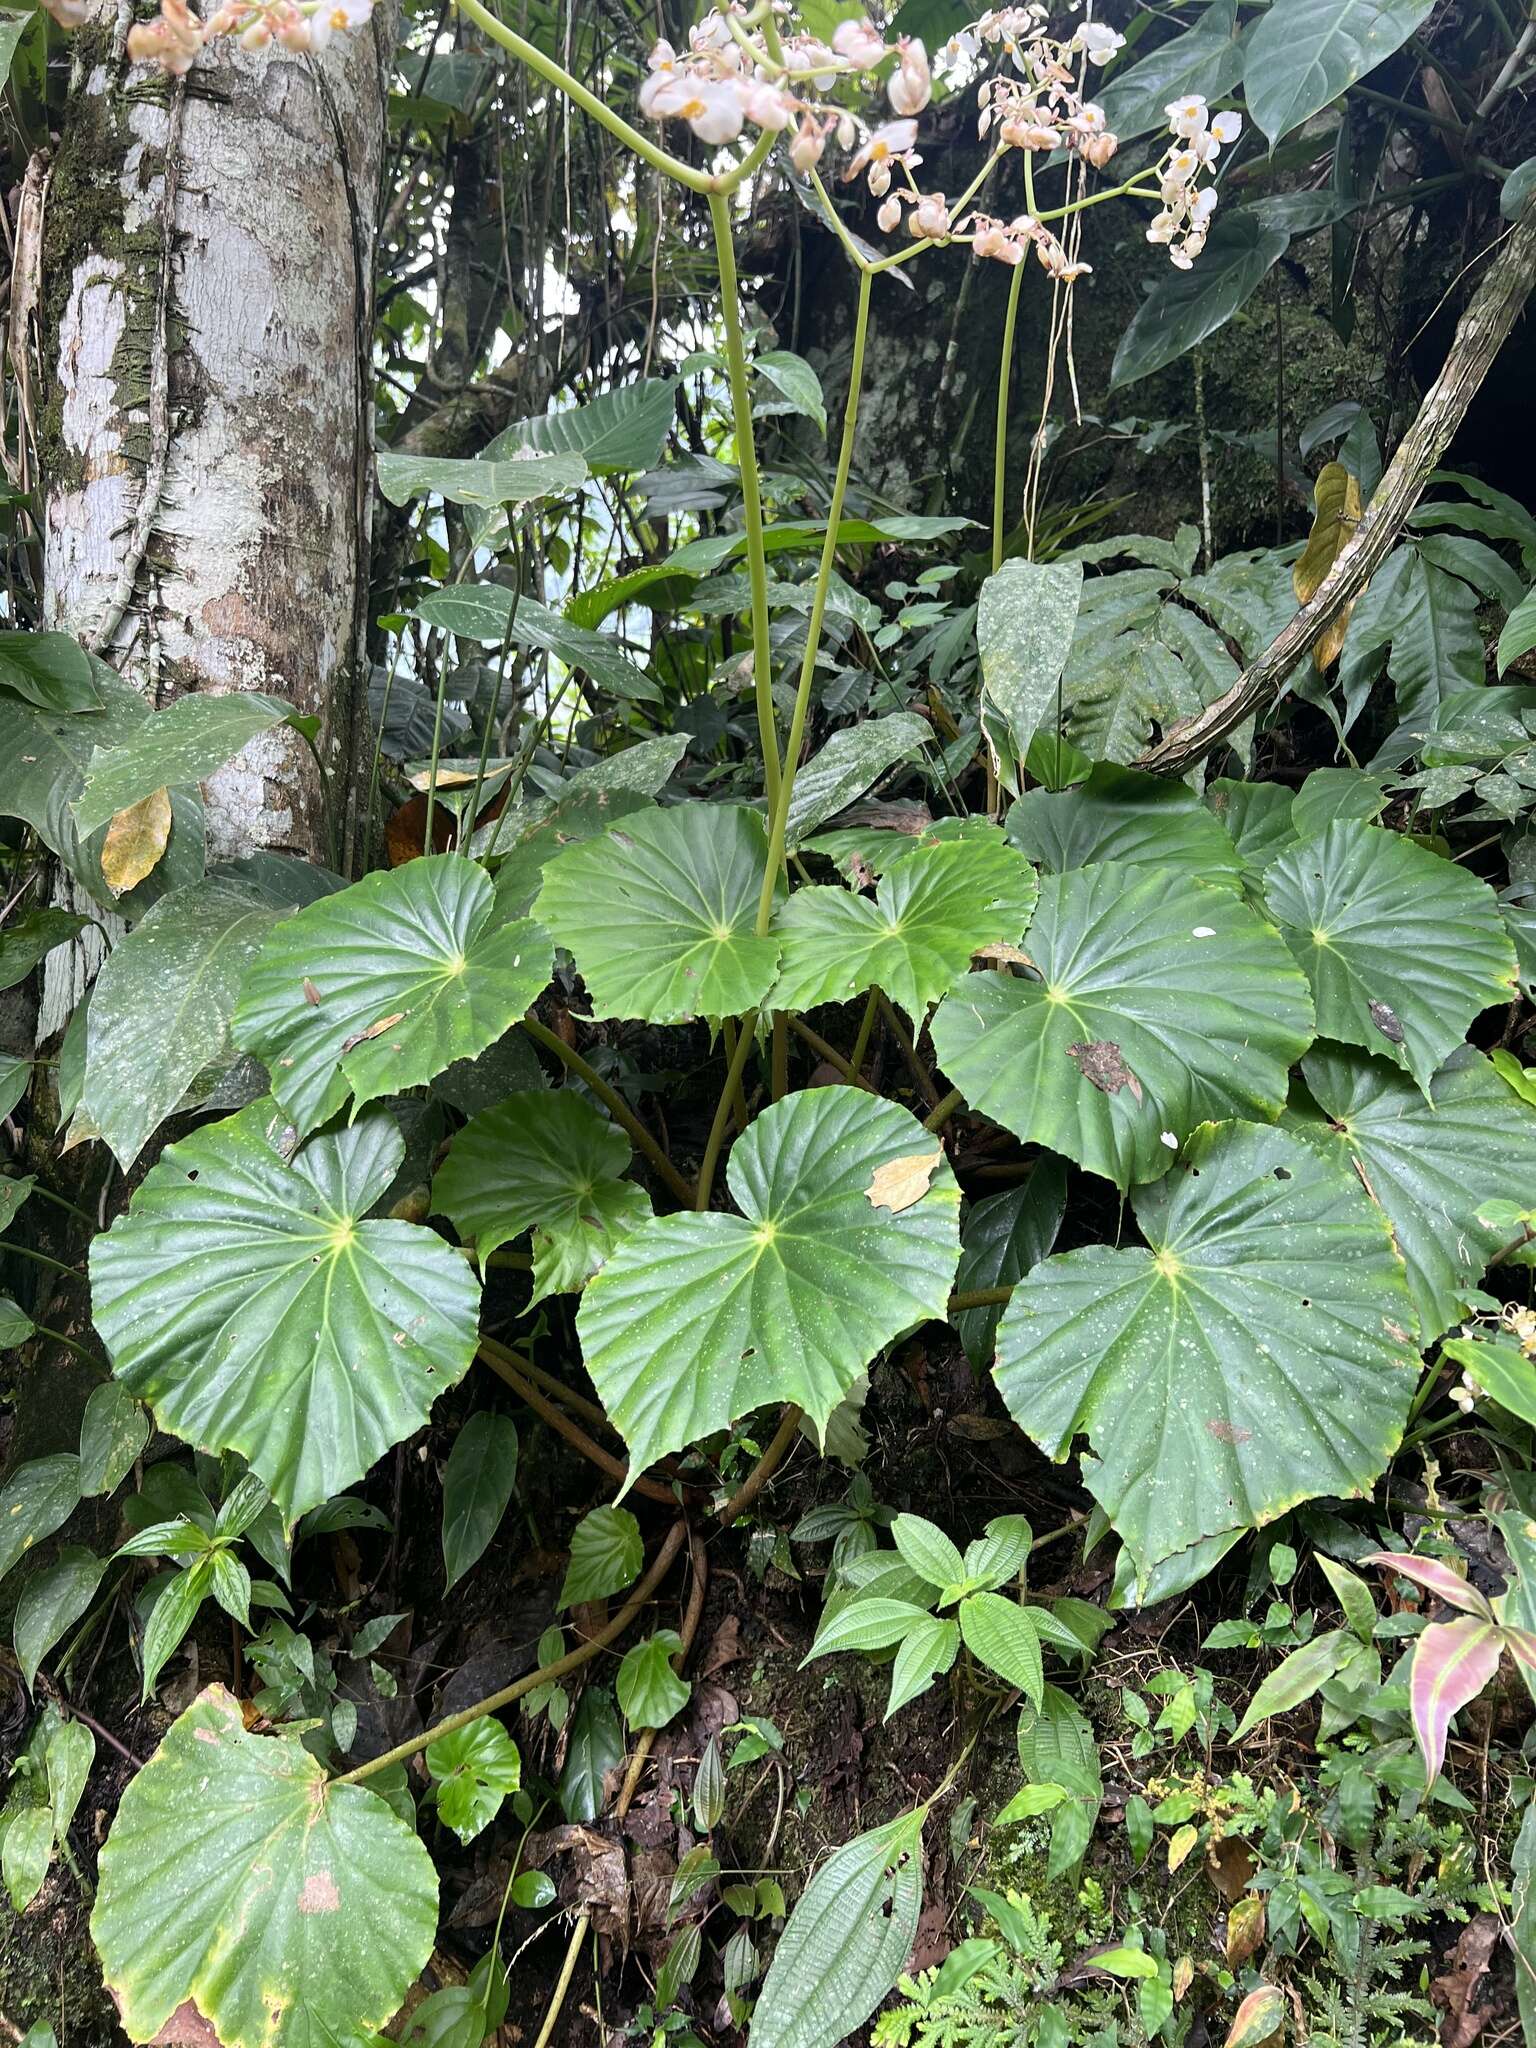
[994,1120,1419,1586]
[578,1087,960,1475]
[1287,1043,1536,1342]
[770,834,1037,1024]
[751,1809,926,2048]
[90,1103,481,1522]
[535,803,780,1023]
[431,1088,651,1300]
[1263,820,1517,1091]
[929,862,1314,1189]
[1005,763,1244,884]
[92,1686,437,2048]
[233,854,551,1137]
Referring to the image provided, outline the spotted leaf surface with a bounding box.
[994,1120,1419,1586]
[578,1088,960,1475]
[1263,821,1517,1091]
[930,863,1314,1189]
[92,1686,437,2048]
[90,1104,481,1522]
[233,854,550,1137]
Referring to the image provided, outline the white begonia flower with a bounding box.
[1189,185,1218,228]
[789,115,827,171]
[1211,108,1242,143]
[833,17,887,69]
[1072,19,1122,62]
[744,80,797,130]
[1165,92,1208,137]
[677,75,747,143]
[888,36,932,115]
[911,190,951,237]
[845,116,918,183]
[1145,212,1176,244]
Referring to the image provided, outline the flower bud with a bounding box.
[888,36,931,116]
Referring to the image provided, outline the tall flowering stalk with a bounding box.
[97,0,1238,864]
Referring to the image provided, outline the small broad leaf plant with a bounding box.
[4,0,1536,2044]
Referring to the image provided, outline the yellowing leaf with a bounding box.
[1226,1892,1266,1966]
[101,786,171,896]
[866,1149,944,1214]
[1168,1822,1200,1871]
[1293,462,1362,671]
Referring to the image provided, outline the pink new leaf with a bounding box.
[1409,1617,1503,1787]
[1224,1984,1284,2047]
[1501,1626,1536,1679]
[1361,1551,1496,1620]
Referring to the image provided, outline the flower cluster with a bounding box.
[86,0,373,71]
[637,5,1238,283]
[1145,93,1242,267]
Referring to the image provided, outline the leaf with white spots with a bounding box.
[1263,821,1517,1091]
[930,863,1314,1190]
[233,854,551,1137]
[89,1103,481,1522]
[1288,1043,1536,1343]
[92,1685,437,2048]
[577,1088,960,1476]
[994,1120,1420,1587]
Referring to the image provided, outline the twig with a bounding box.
[336,1523,689,1784]
[478,1344,679,1506]
[479,1334,613,1434]
[717,1404,802,1525]
[1134,198,1536,777]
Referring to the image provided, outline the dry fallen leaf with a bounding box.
[1293,460,1363,671]
[865,1147,943,1214]
[101,785,172,895]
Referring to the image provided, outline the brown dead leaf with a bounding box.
[340,1011,408,1053]
[1067,1039,1142,1100]
[1431,1910,1500,2048]
[973,942,1036,969]
[144,1999,221,2047]
[866,1148,944,1214]
[101,786,171,895]
[700,1615,743,1678]
[1207,1835,1258,1902]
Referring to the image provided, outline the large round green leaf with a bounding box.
[431,1088,652,1301]
[1005,764,1243,884]
[1262,821,1517,1091]
[995,1120,1419,1585]
[90,1103,481,1521]
[93,1685,437,2048]
[770,836,1037,1024]
[1288,1043,1536,1344]
[578,1087,960,1474]
[929,862,1314,1189]
[233,854,551,1136]
[535,803,781,1023]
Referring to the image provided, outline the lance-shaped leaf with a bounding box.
[82,855,340,1167]
[994,1120,1419,1584]
[953,1160,1068,1370]
[90,1103,481,1521]
[1111,211,1290,387]
[770,836,1038,1024]
[432,1089,651,1301]
[1407,1615,1503,1786]
[782,712,933,848]
[0,630,102,712]
[376,446,588,507]
[233,854,551,1136]
[930,863,1314,1189]
[1231,1628,1355,1739]
[73,692,295,836]
[1288,1044,1536,1342]
[1005,763,1244,884]
[1244,0,1437,142]
[578,1087,960,1475]
[535,803,780,1024]
[1360,1550,1495,1618]
[1263,821,1517,1091]
[92,1685,437,2048]
[1443,1336,1536,1427]
[978,558,1084,768]
[752,1810,926,2048]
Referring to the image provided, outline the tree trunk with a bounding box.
[34,9,390,1023]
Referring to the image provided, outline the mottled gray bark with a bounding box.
[36,6,390,1024]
